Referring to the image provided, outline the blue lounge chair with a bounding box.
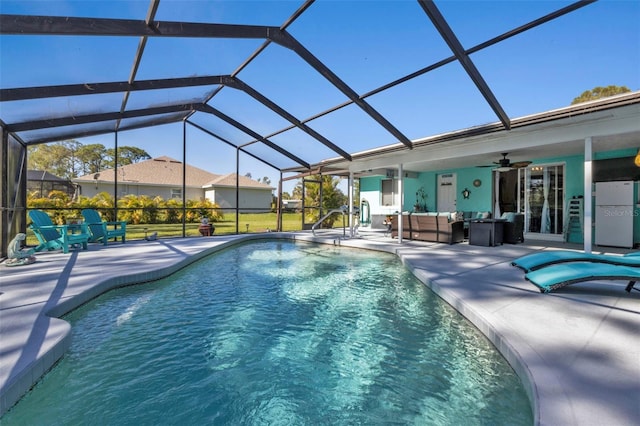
[525,262,639,293]
[81,209,126,246]
[29,210,89,254]
[511,250,640,272]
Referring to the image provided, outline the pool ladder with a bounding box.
[311,206,354,238]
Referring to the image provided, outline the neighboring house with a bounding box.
[282,199,302,211]
[73,156,274,212]
[27,170,77,198]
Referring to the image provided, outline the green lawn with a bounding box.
[24,211,354,247]
[25,212,309,245]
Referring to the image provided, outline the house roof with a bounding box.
[74,156,272,190]
[204,173,274,190]
[27,170,70,182]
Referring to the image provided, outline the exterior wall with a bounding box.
[454,167,494,213]
[207,187,272,213]
[359,148,640,246]
[360,167,493,215]
[79,182,272,212]
[78,183,202,201]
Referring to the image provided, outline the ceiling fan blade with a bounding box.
[512,161,532,168]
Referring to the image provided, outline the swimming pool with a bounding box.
[3,240,532,424]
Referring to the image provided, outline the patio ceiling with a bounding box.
[1,0,638,177]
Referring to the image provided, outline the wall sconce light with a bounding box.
[635,148,640,167]
[462,188,471,199]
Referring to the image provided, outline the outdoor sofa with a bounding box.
[390,212,464,244]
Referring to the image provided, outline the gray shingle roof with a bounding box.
[74,156,272,189]
[204,173,274,190]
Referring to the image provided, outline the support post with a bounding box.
[114,131,118,220]
[348,171,354,237]
[398,164,403,244]
[277,171,283,232]
[235,147,240,234]
[584,137,592,253]
[182,121,187,237]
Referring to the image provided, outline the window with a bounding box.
[381,179,397,206]
[171,188,182,199]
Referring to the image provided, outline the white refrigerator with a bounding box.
[595,181,635,248]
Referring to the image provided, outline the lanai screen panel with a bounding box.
[237,43,351,121]
[303,103,401,155]
[188,111,257,147]
[18,121,122,145]
[135,37,265,81]
[263,127,340,167]
[1,0,639,165]
[208,88,292,138]
[467,1,640,117]
[287,1,452,94]
[125,87,212,111]
[366,62,499,140]
[117,112,191,133]
[0,35,136,88]
[153,0,300,26]
[0,93,124,126]
[241,140,303,172]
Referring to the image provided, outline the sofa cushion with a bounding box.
[500,212,516,222]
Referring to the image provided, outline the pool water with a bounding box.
[3,240,532,425]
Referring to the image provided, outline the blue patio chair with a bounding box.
[28,209,89,254]
[81,209,126,246]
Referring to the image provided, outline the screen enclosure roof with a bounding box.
[1,0,639,175]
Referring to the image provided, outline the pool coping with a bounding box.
[1,232,639,424]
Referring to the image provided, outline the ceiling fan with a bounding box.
[480,153,532,171]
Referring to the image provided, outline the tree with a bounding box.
[293,175,347,226]
[571,85,631,105]
[260,176,271,185]
[104,146,151,168]
[28,140,83,179]
[29,141,150,178]
[77,143,107,175]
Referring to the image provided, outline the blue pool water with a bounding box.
[3,240,532,425]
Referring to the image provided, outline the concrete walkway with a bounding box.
[1,232,638,424]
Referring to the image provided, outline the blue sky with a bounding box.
[1,0,639,194]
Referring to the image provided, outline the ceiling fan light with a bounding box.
[496,166,512,172]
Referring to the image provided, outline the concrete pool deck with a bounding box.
[1,231,638,424]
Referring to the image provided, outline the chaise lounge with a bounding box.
[525,262,639,293]
[512,250,640,272]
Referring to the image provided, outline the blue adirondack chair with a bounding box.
[28,210,89,254]
[81,209,126,246]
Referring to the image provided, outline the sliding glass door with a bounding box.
[521,164,565,238]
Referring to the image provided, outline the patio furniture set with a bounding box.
[389,211,524,246]
[27,209,126,254]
